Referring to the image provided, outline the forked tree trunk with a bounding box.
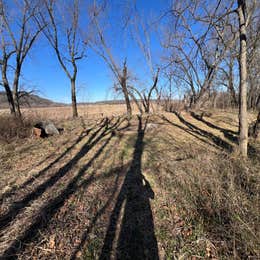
[71,79,78,118]
[237,0,248,157]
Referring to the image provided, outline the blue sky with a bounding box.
[16,0,171,103]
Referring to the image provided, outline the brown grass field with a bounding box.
[0,105,259,259]
[0,103,158,121]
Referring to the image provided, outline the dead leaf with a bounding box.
[49,235,55,249]
[75,251,82,258]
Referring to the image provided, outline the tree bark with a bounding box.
[1,59,16,115]
[237,0,248,157]
[13,70,22,119]
[71,78,78,118]
[228,59,238,107]
[145,68,159,113]
[249,111,260,138]
[4,85,16,115]
[128,91,143,114]
[122,84,132,117]
[121,63,132,117]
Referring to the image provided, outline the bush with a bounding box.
[0,115,35,142]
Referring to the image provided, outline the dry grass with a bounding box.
[0,103,162,121]
[0,115,36,143]
[144,112,260,259]
[0,107,259,259]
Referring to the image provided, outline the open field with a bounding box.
[0,107,259,259]
[0,103,163,121]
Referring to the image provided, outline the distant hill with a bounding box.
[0,91,65,109]
[78,100,127,105]
[0,91,159,109]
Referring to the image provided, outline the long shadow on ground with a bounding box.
[70,161,130,259]
[100,116,159,260]
[189,112,260,160]
[0,118,123,231]
[160,115,222,150]
[190,112,238,143]
[0,117,127,259]
[0,124,95,205]
[173,112,233,152]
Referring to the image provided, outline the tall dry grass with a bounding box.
[149,140,259,258]
[0,115,36,142]
[0,103,163,121]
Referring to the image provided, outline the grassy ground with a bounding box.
[0,103,151,121]
[0,110,259,259]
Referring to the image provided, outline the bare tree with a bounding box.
[163,0,239,109]
[247,6,260,110]
[162,0,259,156]
[208,0,256,156]
[0,39,16,114]
[128,69,159,114]
[130,12,161,113]
[89,1,132,117]
[37,0,85,118]
[237,0,248,156]
[0,0,44,118]
[217,50,238,107]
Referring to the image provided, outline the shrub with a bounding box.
[0,115,35,142]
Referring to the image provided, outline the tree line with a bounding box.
[0,0,259,157]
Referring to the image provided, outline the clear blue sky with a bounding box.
[18,0,171,103]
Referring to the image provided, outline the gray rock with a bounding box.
[34,121,60,136]
[43,121,60,135]
[146,123,158,130]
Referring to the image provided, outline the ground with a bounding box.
[0,106,259,259]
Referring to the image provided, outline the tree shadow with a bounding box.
[70,162,130,259]
[0,125,94,204]
[190,111,238,144]
[0,117,128,259]
[248,144,260,161]
[189,112,260,160]
[160,115,222,150]
[100,116,159,260]
[173,112,233,152]
[0,118,110,203]
[0,117,124,231]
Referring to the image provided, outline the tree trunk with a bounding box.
[237,0,248,157]
[71,78,78,118]
[255,94,260,109]
[249,111,260,138]
[1,61,16,115]
[4,85,16,115]
[121,63,132,117]
[145,68,159,114]
[128,91,143,114]
[228,60,238,107]
[13,91,22,119]
[13,68,22,119]
[122,84,132,117]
